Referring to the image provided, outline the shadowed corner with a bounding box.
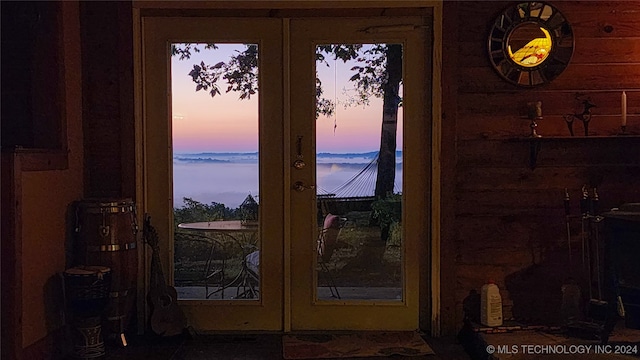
[43,273,70,358]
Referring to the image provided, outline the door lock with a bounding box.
[293,135,306,169]
[293,181,315,192]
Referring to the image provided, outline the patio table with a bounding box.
[177,220,259,299]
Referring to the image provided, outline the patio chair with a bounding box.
[241,249,260,298]
[239,214,343,299]
[317,213,343,299]
[174,231,230,299]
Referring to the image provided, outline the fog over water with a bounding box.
[173,152,402,209]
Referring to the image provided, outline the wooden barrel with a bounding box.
[75,199,138,344]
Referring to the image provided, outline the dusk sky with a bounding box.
[171,43,403,154]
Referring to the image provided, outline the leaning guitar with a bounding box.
[143,215,187,337]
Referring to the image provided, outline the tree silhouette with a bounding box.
[172,43,402,203]
[173,197,235,227]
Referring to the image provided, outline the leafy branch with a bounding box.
[173,43,400,117]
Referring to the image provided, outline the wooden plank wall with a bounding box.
[81,1,135,199]
[442,1,640,334]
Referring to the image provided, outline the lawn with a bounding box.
[174,210,402,288]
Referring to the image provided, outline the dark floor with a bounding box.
[454,317,640,360]
[103,331,471,360]
[99,318,640,359]
[480,320,640,360]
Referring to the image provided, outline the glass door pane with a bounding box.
[171,43,261,301]
[142,17,283,331]
[315,44,403,302]
[289,16,428,331]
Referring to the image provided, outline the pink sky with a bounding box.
[171,44,403,153]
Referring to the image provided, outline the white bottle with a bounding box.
[481,280,503,327]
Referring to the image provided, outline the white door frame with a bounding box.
[132,0,443,335]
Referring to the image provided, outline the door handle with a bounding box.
[293,181,315,192]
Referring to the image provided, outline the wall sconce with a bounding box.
[524,100,543,169]
[563,96,596,136]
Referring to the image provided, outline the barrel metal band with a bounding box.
[82,204,135,214]
[88,242,137,252]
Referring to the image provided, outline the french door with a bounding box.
[142,14,430,331]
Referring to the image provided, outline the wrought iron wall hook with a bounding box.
[529,138,542,170]
[562,114,575,136]
[580,99,596,136]
[564,97,596,136]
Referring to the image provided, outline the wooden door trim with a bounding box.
[1,153,23,360]
[133,1,442,10]
[134,2,443,334]
[430,3,442,338]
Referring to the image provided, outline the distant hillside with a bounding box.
[316,151,402,158]
[178,152,259,157]
[173,151,403,164]
[175,151,402,157]
[173,157,231,163]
